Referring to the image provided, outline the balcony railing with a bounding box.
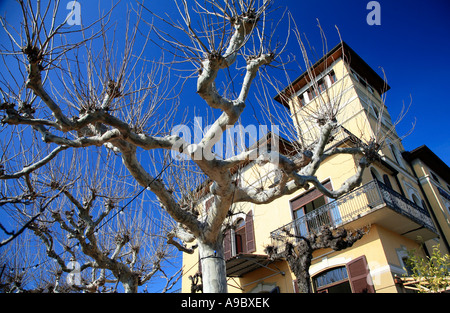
[270,180,437,251]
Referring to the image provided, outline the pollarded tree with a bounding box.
[0,146,181,293]
[265,226,370,293]
[0,0,182,293]
[1,0,388,293]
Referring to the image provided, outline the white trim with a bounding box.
[388,140,405,169]
[380,155,417,182]
[309,256,352,276]
[403,180,423,205]
[395,246,410,276]
[370,166,383,181]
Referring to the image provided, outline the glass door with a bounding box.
[293,208,308,237]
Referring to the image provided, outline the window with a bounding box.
[351,68,377,95]
[235,218,246,254]
[351,69,367,86]
[295,196,326,216]
[328,70,337,85]
[412,194,422,208]
[297,94,305,107]
[407,188,426,211]
[430,172,440,183]
[370,168,382,182]
[402,256,414,276]
[223,211,256,260]
[421,200,428,212]
[308,88,317,100]
[313,266,351,293]
[397,247,413,276]
[383,174,393,189]
[388,143,404,167]
[372,105,379,119]
[299,71,336,105]
[317,79,327,94]
[293,195,327,237]
[290,181,334,236]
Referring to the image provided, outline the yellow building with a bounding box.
[181,41,450,293]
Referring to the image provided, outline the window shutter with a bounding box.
[223,229,232,260]
[245,211,256,253]
[346,255,375,293]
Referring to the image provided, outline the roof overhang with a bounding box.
[274,41,391,108]
[226,254,273,277]
[402,145,450,183]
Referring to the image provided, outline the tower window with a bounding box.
[328,70,337,85]
[430,172,440,183]
[298,94,305,107]
[317,79,327,93]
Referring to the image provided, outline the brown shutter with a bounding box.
[290,181,332,210]
[346,255,375,293]
[224,229,232,260]
[245,211,256,253]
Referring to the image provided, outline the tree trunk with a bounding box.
[287,255,312,293]
[295,267,312,293]
[121,273,139,293]
[285,240,313,293]
[198,237,228,293]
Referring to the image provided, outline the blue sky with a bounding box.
[148,0,450,164]
[1,0,448,162]
[1,0,449,292]
[280,0,450,164]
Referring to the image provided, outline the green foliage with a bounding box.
[405,244,450,293]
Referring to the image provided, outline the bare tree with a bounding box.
[1,146,181,293]
[1,1,394,293]
[0,0,181,293]
[146,1,387,293]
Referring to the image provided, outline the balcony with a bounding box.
[270,180,438,252]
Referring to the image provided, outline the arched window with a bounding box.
[421,200,429,212]
[313,266,351,293]
[370,168,382,182]
[224,211,256,260]
[372,105,379,119]
[389,143,404,167]
[407,187,425,210]
[412,194,422,208]
[383,174,393,189]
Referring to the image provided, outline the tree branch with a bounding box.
[0,145,69,179]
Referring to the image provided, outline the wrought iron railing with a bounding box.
[270,180,437,251]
